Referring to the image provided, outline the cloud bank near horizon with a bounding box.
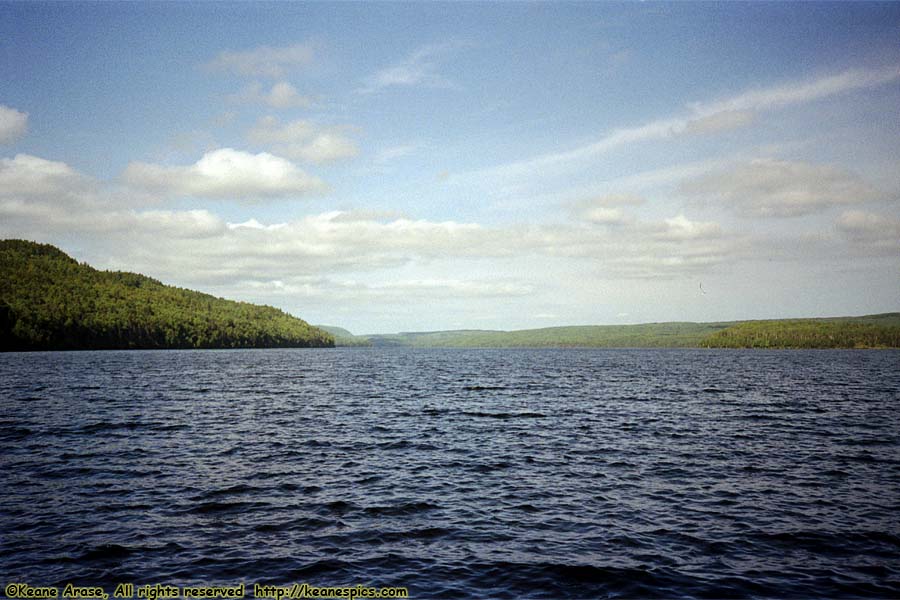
[2,3,898,331]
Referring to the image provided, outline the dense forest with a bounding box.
[0,240,333,351]
[338,315,900,349]
[363,322,732,348]
[703,316,900,349]
[316,325,372,346]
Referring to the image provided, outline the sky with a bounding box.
[1,2,898,334]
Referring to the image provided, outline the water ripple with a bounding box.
[1,348,899,598]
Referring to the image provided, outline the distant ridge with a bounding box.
[332,314,900,349]
[0,240,333,351]
[315,325,371,346]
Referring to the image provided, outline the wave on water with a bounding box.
[1,348,899,598]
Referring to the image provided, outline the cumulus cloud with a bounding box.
[0,154,225,241]
[1,167,754,308]
[0,154,89,197]
[247,117,359,164]
[206,43,315,78]
[518,210,743,280]
[326,278,534,300]
[326,209,405,223]
[82,211,524,287]
[582,207,630,225]
[0,155,776,301]
[123,148,326,200]
[0,105,28,144]
[229,81,312,109]
[655,214,723,241]
[135,210,226,239]
[159,211,736,284]
[215,275,535,309]
[680,158,879,217]
[570,194,644,225]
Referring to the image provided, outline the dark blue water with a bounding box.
[1,348,899,598]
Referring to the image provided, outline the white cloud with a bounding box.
[122,148,326,200]
[836,210,900,251]
[135,209,226,238]
[247,117,358,164]
[683,110,755,136]
[246,116,315,144]
[0,155,839,304]
[227,218,287,231]
[692,64,900,116]
[358,42,461,94]
[0,105,28,144]
[680,158,879,217]
[585,193,645,207]
[570,194,644,225]
[228,81,312,109]
[0,154,87,197]
[460,116,684,184]
[375,144,417,164]
[220,276,535,307]
[656,214,723,241]
[466,64,900,183]
[582,207,630,225]
[335,278,534,300]
[0,155,228,239]
[207,43,315,78]
[532,212,741,279]
[328,209,405,223]
[290,133,359,164]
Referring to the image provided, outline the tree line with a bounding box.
[0,240,333,351]
[702,319,900,349]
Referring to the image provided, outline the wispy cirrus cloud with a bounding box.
[0,104,28,144]
[357,42,464,94]
[682,110,756,136]
[464,64,900,183]
[206,43,315,78]
[691,65,900,116]
[228,81,313,109]
[375,144,417,164]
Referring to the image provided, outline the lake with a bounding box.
[1,348,899,598]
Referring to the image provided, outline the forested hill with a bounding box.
[0,240,333,351]
[315,325,372,346]
[348,315,900,349]
[703,315,900,349]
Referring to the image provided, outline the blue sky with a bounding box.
[1,2,898,333]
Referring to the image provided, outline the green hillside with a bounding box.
[366,322,732,348]
[703,316,900,349]
[0,239,333,351]
[357,315,900,349]
[316,325,372,346]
